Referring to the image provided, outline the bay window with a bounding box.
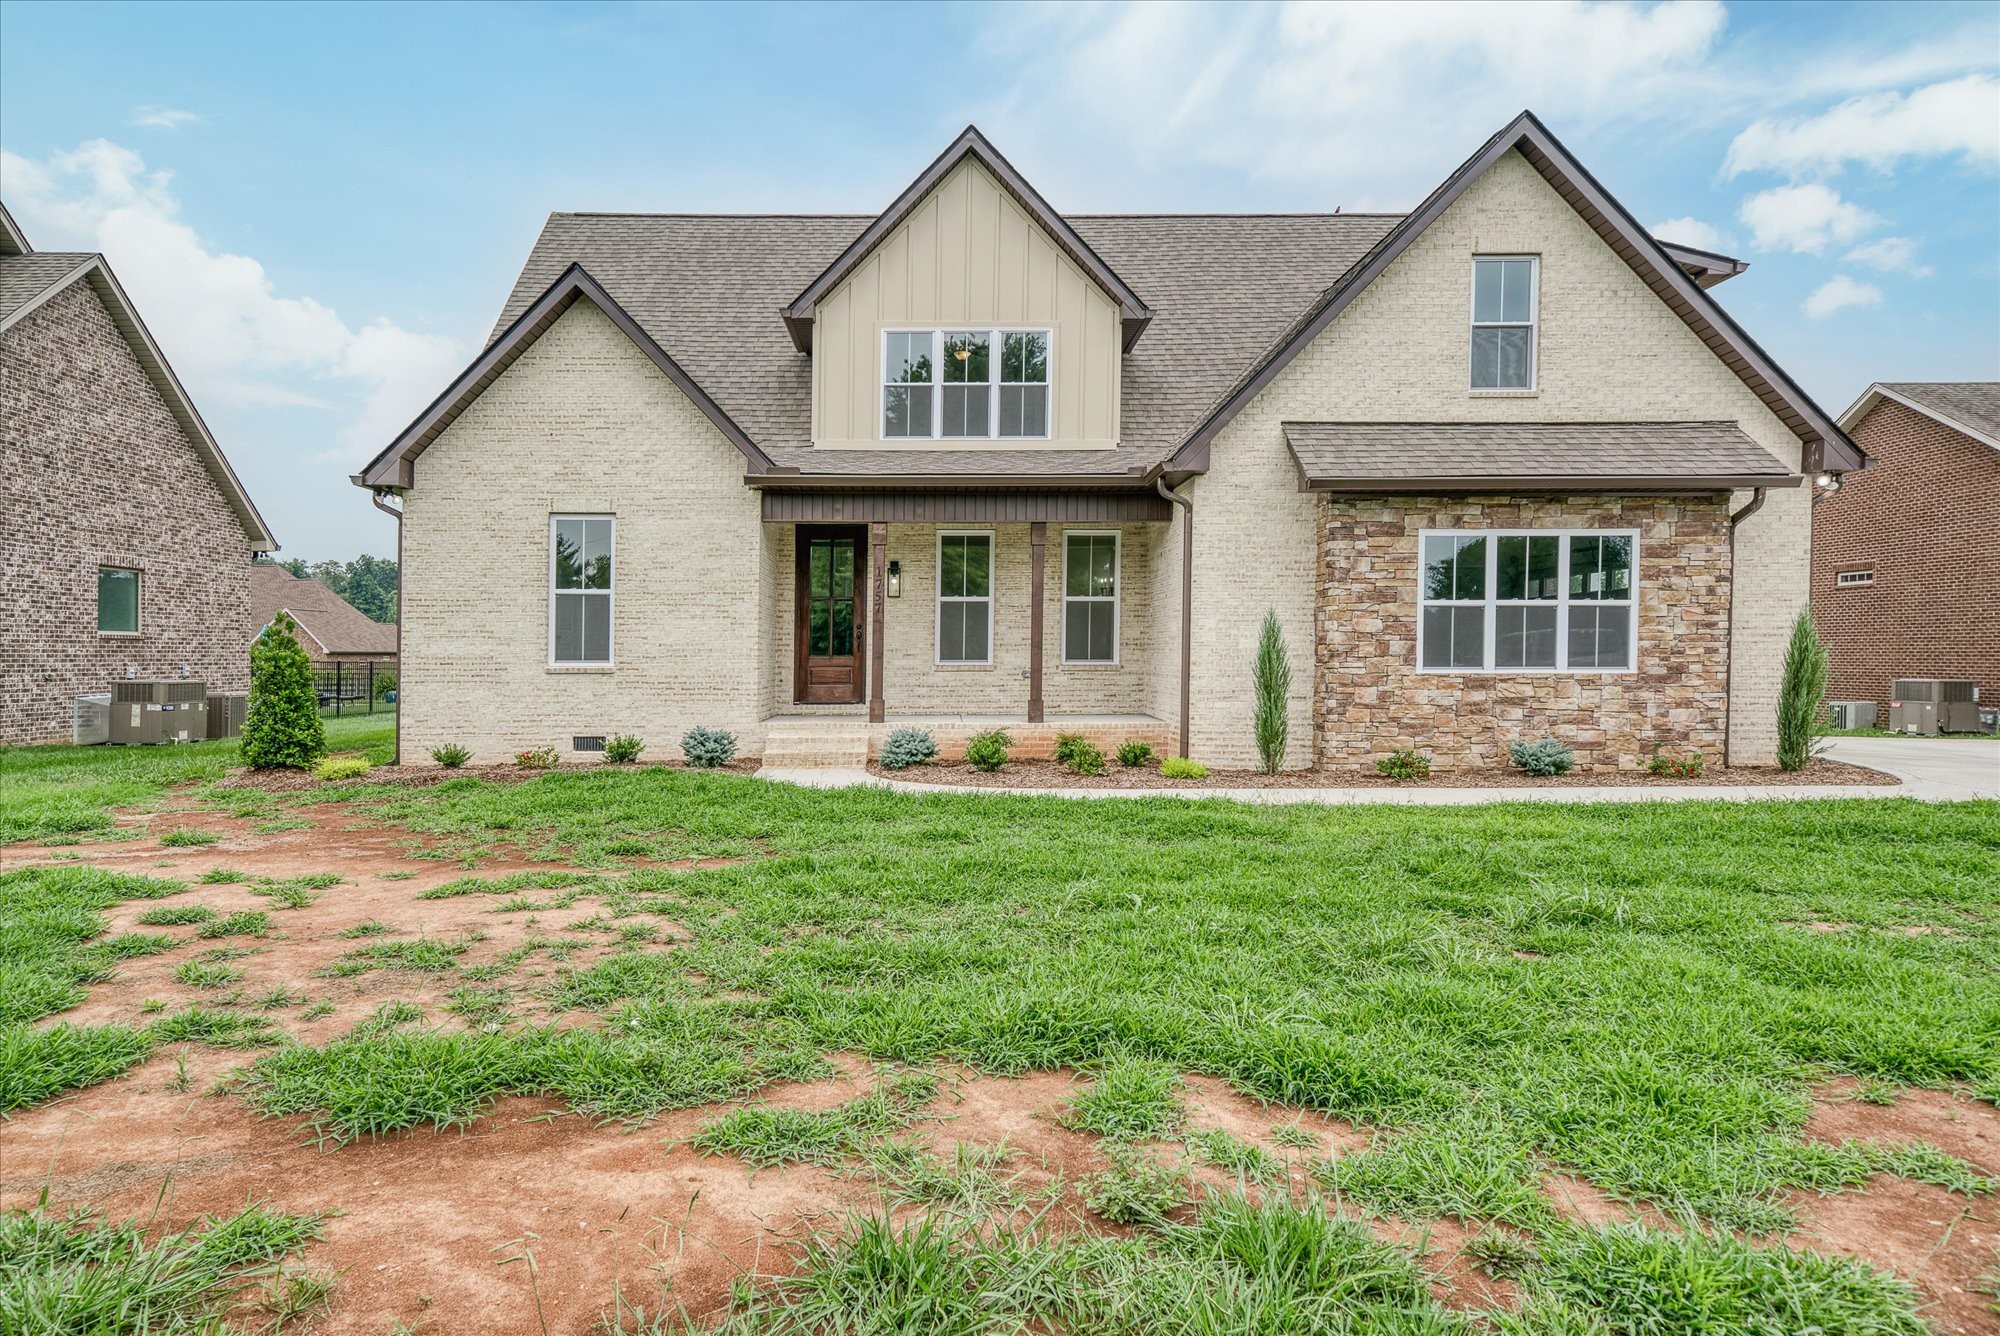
[1419,529,1634,672]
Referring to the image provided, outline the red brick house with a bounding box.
[1814,382,2000,715]
[0,200,277,745]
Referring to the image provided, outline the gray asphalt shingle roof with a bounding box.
[0,251,95,322]
[1282,421,1796,488]
[1878,382,2000,445]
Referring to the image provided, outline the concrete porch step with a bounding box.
[762,723,870,769]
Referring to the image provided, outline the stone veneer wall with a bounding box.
[1315,495,1733,772]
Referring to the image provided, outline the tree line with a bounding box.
[259,554,399,624]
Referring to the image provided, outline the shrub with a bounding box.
[1508,738,1576,777]
[1648,748,1705,779]
[964,729,1012,773]
[1253,609,1292,774]
[1160,756,1209,780]
[514,747,557,770]
[1081,1144,1190,1224]
[1777,607,1831,772]
[371,668,398,701]
[1376,749,1432,781]
[603,734,645,764]
[1053,733,1106,776]
[242,612,326,770]
[1116,740,1155,768]
[879,728,940,771]
[429,743,471,769]
[313,757,371,782]
[681,727,737,768]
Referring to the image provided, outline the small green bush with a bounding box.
[963,729,1012,773]
[1508,738,1576,777]
[880,728,940,771]
[1647,748,1705,779]
[1116,740,1155,768]
[514,747,558,770]
[1081,1144,1189,1224]
[1053,733,1106,776]
[242,612,326,770]
[371,667,398,701]
[1376,749,1432,781]
[430,743,471,769]
[313,757,371,782]
[1160,756,1208,780]
[681,727,737,768]
[603,734,645,764]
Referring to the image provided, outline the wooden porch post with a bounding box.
[869,522,887,723]
[1028,522,1046,724]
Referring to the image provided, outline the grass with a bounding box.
[136,903,216,927]
[1185,1127,1285,1183]
[690,1070,938,1167]
[195,910,270,940]
[158,827,221,848]
[1061,1056,1186,1141]
[1081,1144,1190,1223]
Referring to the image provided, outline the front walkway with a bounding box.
[760,738,1999,804]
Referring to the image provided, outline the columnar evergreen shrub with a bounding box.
[1776,608,1831,772]
[879,728,940,770]
[241,613,325,770]
[1253,610,1292,774]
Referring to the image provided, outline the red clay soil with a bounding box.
[871,756,1897,790]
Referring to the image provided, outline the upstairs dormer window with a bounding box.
[883,329,1049,440]
[1470,257,1537,391]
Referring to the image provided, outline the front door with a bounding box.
[794,525,867,704]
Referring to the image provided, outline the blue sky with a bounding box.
[3,0,1996,561]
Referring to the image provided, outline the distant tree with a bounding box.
[242,612,326,770]
[256,554,399,623]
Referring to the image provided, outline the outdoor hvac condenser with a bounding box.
[1891,679,1980,735]
[110,680,210,744]
[1827,701,1876,731]
[206,692,248,739]
[73,693,112,745]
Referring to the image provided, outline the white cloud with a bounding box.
[1724,74,2000,178]
[1842,236,1933,277]
[1803,274,1884,319]
[0,139,463,468]
[1650,216,1728,253]
[1737,183,1883,254]
[130,106,203,130]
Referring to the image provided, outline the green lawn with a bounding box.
[2,759,1996,1331]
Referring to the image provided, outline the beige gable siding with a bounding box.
[400,301,767,762]
[814,159,1122,449]
[1186,149,1807,768]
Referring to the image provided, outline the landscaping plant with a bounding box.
[681,727,737,768]
[1053,733,1106,776]
[1115,740,1155,768]
[514,747,558,770]
[1648,748,1705,779]
[1777,607,1832,772]
[603,734,645,765]
[879,728,940,771]
[429,743,471,769]
[1160,756,1208,780]
[241,612,325,770]
[1508,737,1576,776]
[1376,749,1432,781]
[313,757,371,782]
[1252,609,1292,774]
[963,729,1012,773]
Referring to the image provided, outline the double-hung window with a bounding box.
[97,567,140,634]
[1470,256,1537,390]
[1062,532,1118,664]
[550,515,614,664]
[936,531,993,664]
[1419,529,1635,672]
[883,330,1049,440]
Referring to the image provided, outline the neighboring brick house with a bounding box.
[1813,382,1999,715]
[1,201,276,745]
[356,112,1864,772]
[250,565,399,669]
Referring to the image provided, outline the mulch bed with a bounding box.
[868,757,1899,790]
[214,757,761,794]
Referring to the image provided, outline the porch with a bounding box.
[761,713,1174,768]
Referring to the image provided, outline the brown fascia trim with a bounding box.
[1657,239,1750,288]
[1296,472,1804,494]
[0,199,30,256]
[750,468,1155,490]
[1165,111,1865,477]
[779,126,1152,354]
[1838,383,2000,452]
[358,264,775,490]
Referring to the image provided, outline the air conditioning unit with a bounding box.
[1891,678,1977,703]
[73,693,112,746]
[206,692,248,739]
[1887,700,1937,736]
[1827,701,1876,731]
[110,679,209,744]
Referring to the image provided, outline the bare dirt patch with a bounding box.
[872,756,1897,790]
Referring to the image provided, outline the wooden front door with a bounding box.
[794,526,867,704]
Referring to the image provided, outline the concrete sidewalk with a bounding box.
[1821,736,2000,800]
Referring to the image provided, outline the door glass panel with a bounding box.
[832,542,854,598]
[808,600,830,656]
[831,599,854,656]
[809,541,831,598]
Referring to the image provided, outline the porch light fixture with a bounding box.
[887,560,902,597]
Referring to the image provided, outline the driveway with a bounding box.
[1822,736,2000,800]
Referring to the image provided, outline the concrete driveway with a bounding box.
[1823,736,2000,800]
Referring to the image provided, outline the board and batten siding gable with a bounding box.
[813,158,1122,449]
[399,299,771,763]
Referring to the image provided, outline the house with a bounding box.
[1,201,276,746]
[1814,383,1999,716]
[355,112,1863,772]
[250,564,400,669]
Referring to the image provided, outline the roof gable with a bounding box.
[1840,382,2000,451]
[0,200,30,258]
[781,126,1151,354]
[1165,111,1864,477]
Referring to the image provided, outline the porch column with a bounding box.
[869,521,886,723]
[1028,522,1046,723]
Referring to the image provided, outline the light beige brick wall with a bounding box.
[400,301,768,763]
[1189,149,1807,768]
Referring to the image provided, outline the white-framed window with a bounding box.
[936,530,994,664]
[1835,568,1875,587]
[1061,531,1119,664]
[1470,256,1537,391]
[1418,529,1636,673]
[97,566,140,635]
[883,329,1049,440]
[550,515,614,665]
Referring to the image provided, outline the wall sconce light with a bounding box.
[887,560,902,598]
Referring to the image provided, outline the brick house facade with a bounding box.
[1,205,275,745]
[1813,385,2000,715]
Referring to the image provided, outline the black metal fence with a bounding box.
[313,661,393,716]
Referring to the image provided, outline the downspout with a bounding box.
[368,488,405,767]
[1155,477,1193,759]
[1721,486,1767,770]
